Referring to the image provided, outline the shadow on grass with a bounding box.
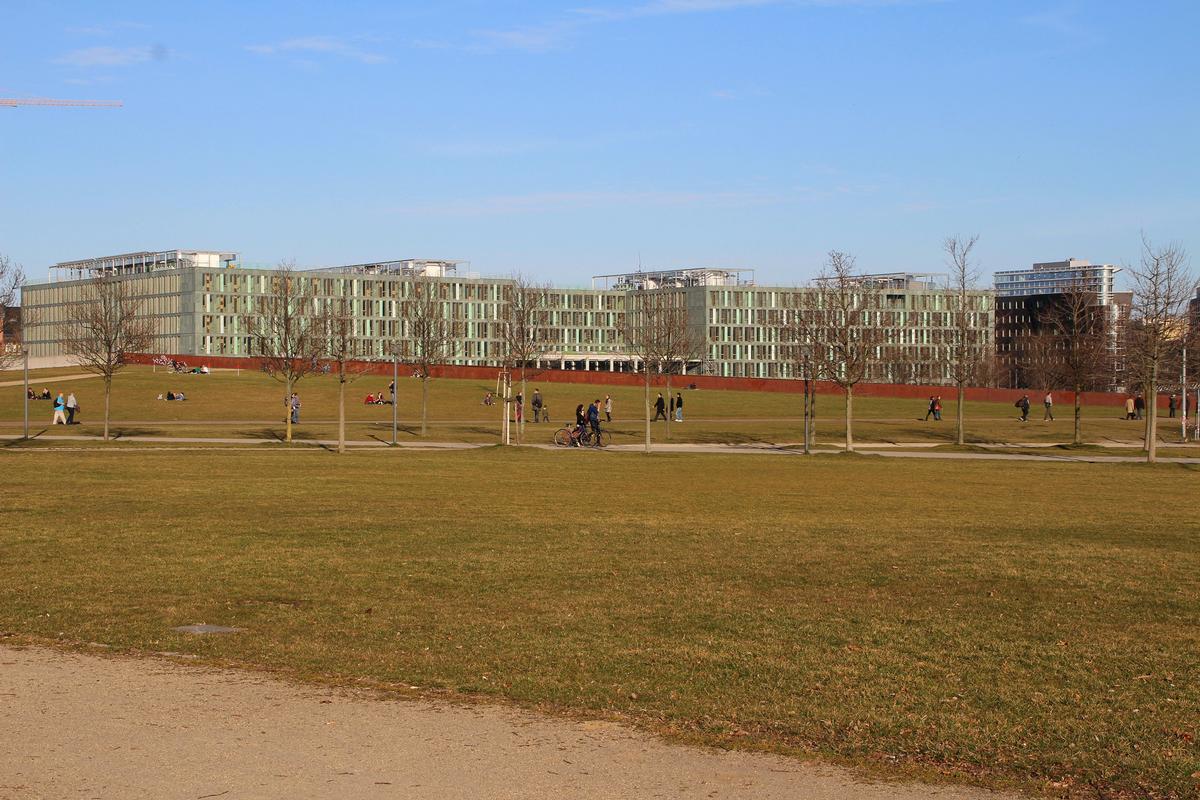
[108,428,160,439]
[3,430,47,447]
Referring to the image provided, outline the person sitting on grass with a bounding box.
[27,387,35,400]
[175,390,186,401]
[365,392,376,404]
[41,388,51,400]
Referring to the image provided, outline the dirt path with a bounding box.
[0,646,1011,800]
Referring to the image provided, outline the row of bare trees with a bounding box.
[9,237,1191,459]
[776,237,990,453]
[1007,236,1194,459]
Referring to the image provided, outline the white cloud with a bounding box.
[246,36,390,64]
[393,189,784,216]
[54,45,156,67]
[470,0,939,52]
[67,21,150,37]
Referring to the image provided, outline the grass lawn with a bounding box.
[1,448,1197,798]
[0,365,1182,447]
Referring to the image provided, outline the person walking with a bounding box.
[1043,391,1054,421]
[52,392,67,425]
[1016,394,1030,422]
[604,395,612,422]
[531,389,543,423]
[290,393,301,424]
[654,393,667,421]
[1125,396,1136,420]
[675,392,684,422]
[933,396,943,421]
[515,393,523,424]
[65,392,78,425]
[1134,394,1145,420]
[924,396,936,421]
[1168,394,1177,418]
[388,380,395,405]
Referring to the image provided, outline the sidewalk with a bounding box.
[0,372,98,388]
[3,432,1198,462]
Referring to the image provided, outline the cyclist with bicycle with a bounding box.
[570,403,587,446]
[587,398,602,441]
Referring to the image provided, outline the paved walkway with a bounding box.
[0,645,1009,800]
[0,372,98,388]
[3,432,1197,462]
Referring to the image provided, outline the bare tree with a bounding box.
[655,297,702,441]
[811,251,885,453]
[622,290,687,453]
[1037,284,1112,445]
[499,275,552,443]
[244,261,326,443]
[395,276,458,436]
[59,276,155,441]
[1126,236,1193,462]
[778,296,824,454]
[318,287,372,454]
[944,235,986,445]
[0,253,24,370]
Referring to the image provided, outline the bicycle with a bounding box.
[579,428,611,448]
[553,425,576,447]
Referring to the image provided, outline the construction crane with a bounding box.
[1,98,122,108]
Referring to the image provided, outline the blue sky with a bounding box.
[2,0,1197,286]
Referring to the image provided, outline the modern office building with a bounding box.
[22,250,994,382]
[994,258,1120,305]
[994,258,1127,389]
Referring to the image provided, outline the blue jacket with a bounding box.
[586,404,600,424]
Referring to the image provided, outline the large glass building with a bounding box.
[22,250,994,382]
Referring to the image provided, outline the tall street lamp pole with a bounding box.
[22,347,29,439]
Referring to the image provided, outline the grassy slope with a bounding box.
[0,365,1179,446]
[1,448,1197,797]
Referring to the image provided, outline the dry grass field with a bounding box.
[1,447,1197,798]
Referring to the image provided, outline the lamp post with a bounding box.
[391,352,398,446]
[22,346,29,439]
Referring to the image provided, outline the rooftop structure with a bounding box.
[815,272,947,291]
[591,267,754,291]
[51,250,238,282]
[310,258,470,278]
[994,258,1120,304]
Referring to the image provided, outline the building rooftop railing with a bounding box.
[591,267,755,290]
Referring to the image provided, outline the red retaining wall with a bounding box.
[125,352,1158,408]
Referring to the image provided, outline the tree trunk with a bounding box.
[421,374,429,436]
[955,381,965,445]
[284,376,293,443]
[844,386,854,453]
[802,379,811,455]
[519,371,527,444]
[337,374,346,455]
[516,369,525,443]
[103,374,112,442]
[644,371,651,454]
[1080,386,1089,448]
[809,383,817,452]
[1146,371,1158,463]
[665,373,672,441]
